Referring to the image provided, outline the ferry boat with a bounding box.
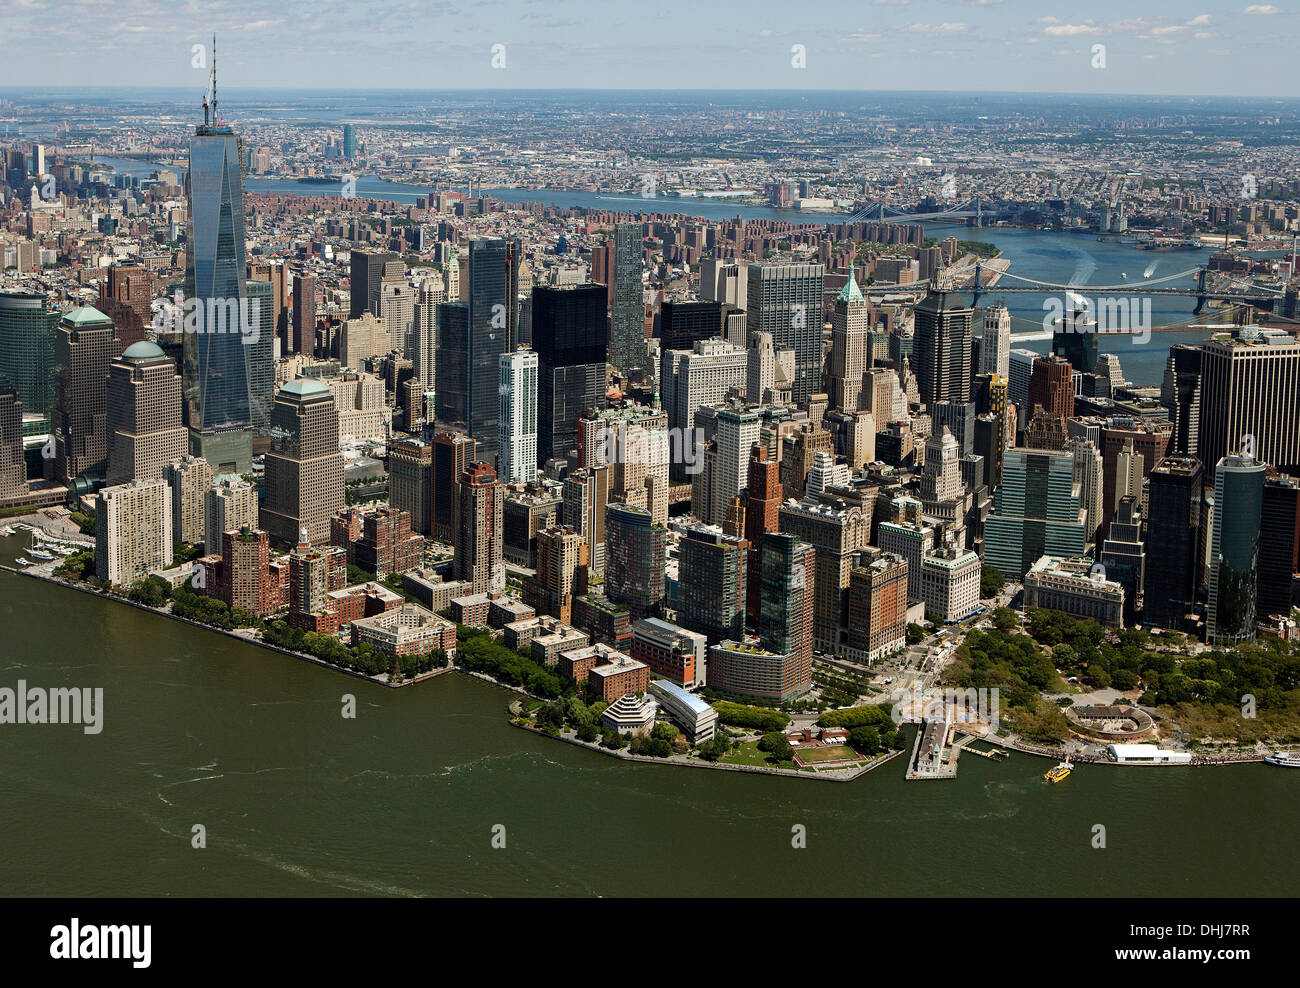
[1044,759,1073,783]
[1265,751,1300,768]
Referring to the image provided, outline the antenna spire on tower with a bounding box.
[211,34,218,123]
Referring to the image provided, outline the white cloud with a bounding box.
[1243,4,1283,13]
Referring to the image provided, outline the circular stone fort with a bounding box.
[1064,703,1155,741]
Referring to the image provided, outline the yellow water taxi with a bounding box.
[1044,760,1072,783]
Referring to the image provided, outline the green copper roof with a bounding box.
[280,378,330,398]
[121,340,166,360]
[62,305,113,327]
[837,266,864,303]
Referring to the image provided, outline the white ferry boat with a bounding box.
[1265,751,1300,768]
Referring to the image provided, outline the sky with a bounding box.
[0,0,1297,97]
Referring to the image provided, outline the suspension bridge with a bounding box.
[849,196,997,225]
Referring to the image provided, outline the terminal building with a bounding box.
[649,679,718,743]
[1023,555,1125,627]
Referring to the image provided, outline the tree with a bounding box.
[697,734,731,762]
[758,732,792,763]
[907,623,927,645]
[848,725,881,754]
[980,564,1006,598]
[992,606,1019,632]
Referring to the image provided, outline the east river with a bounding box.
[0,543,1295,897]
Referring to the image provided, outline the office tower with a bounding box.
[1100,495,1145,623]
[980,302,1011,379]
[702,403,761,526]
[1207,454,1265,645]
[662,337,746,433]
[1007,348,1037,429]
[246,260,289,353]
[744,446,782,626]
[349,249,398,319]
[1112,438,1143,514]
[184,70,254,475]
[562,463,611,576]
[454,461,504,594]
[1065,438,1104,545]
[930,400,976,456]
[388,437,432,535]
[984,447,1089,579]
[1144,456,1203,628]
[1051,301,1099,375]
[434,302,469,428]
[746,261,824,406]
[378,277,414,356]
[531,284,607,463]
[95,478,173,586]
[52,306,120,485]
[1100,423,1170,533]
[699,258,747,307]
[604,503,666,620]
[757,532,815,691]
[354,507,422,579]
[245,279,275,443]
[291,273,316,357]
[877,512,935,604]
[342,123,356,159]
[745,330,777,405]
[97,265,153,348]
[608,223,647,382]
[805,450,851,499]
[677,524,747,644]
[1027,354,1074,417]
[827,267,870,413]
[205,475,257,551]
[778,495,871,653]
[1198,331,1300,474]
[526,526,589,625]
[0,386,26,504]
[105,341,187,485]
[164,455,213,545]
[660,299,725,358]
[467,237,521,462]
[260,380,346,546]
[846,551,909,663]
[919,427,964,504]
[498,346,538,483]
[0,291,59,418]
[920,545,982,623]
[913,282,973,407]
[1259,473,1300,619]
[412,278,444,391]
[1162,344,1202,456]
[431,431,475,543]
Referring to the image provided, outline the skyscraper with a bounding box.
[0,385,27,505]
[531,283,608,464]
[0,291,59,419]
[184,59,254,475]
[467,237,521,463]
[1207,454,1265,645]
[980,302,1011,379]
[1050,301,1099,374]
[608,223,647,383]
[95,478,173,586]
[758,531,814,693]
[746,261,824,406]
[604,503,666,621]
[1259,473,1300,620]
[434,301,469,429]
[53,306,120,486]
[498,346,538,483]
[454,461,505,595]
[1197,331,1300,475]
[342,123,356,159]
[1027,354,1074,417]
[245,279,275,443]
[291,272,316,357]
[164,455,213,545]
[677,523,747,644]
[984,447,1089,579]
[1144,456,1203,628]
[827,266,870,413]
[106,341,187,485]
[744,446,782,626]
[349,249,398,320]
[913,282,973,407]
[260,380,346,546]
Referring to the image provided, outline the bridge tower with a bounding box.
[1193,266,1208,315]
[975,198,982,228]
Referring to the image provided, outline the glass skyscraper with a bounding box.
[0,290,59,418]
[746,262,825,406]
[245,280,275,443]
[466,237,520,464]
[183,89,253,475]
[608,222,646,383]
[1207,454,1265,646]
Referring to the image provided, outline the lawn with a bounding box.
[719,740,797,771]
[793,744,864,765]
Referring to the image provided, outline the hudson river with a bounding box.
[0,550,1294,897]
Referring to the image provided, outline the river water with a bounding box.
[0,537,1294,897]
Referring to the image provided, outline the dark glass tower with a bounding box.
[913,284,973,406]
[0,291,59,418]
[608,223,646,383]
[1207,454,1265,645]
[532,284,607,463]
[466,237,520,463]
[434,301,469,429]
[1144,456,1203,628]
[183,51,253,474]
[1259,473,1300,619]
